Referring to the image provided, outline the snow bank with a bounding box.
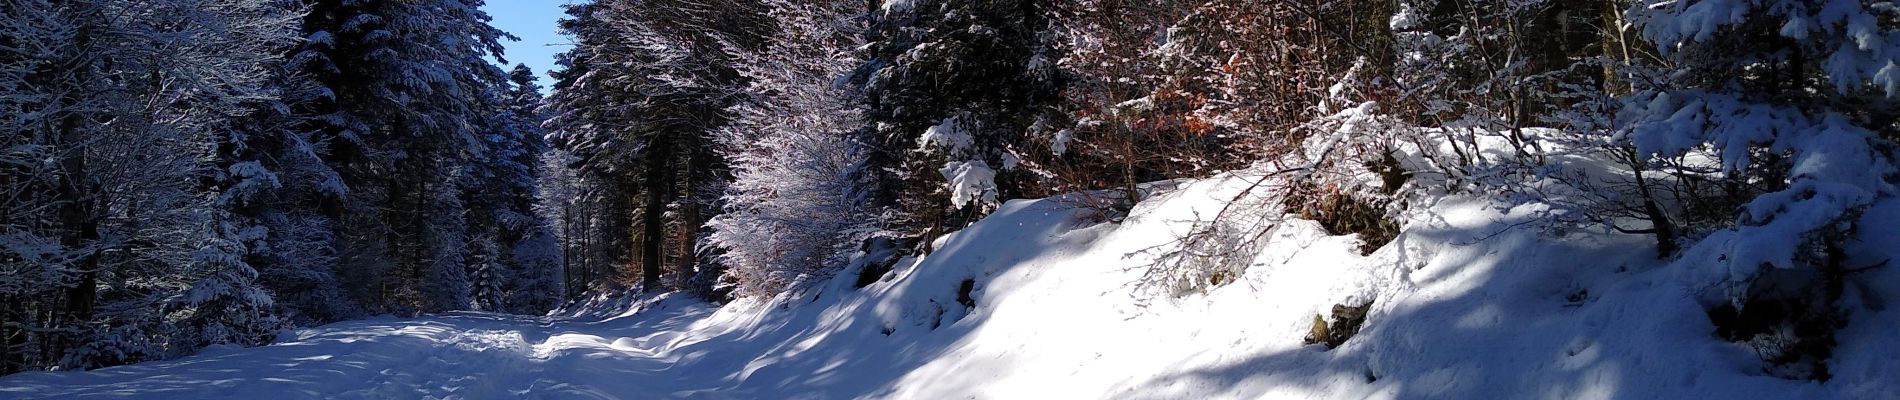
[565,165,1899,398]
[5,167,1897,399]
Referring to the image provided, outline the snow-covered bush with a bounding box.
[1625,0,1898,300]
[707,0,876,298]
[1611,0,1900,379]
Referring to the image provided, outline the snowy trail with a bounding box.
[0,307,728,399]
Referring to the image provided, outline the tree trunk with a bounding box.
[1596,0,1634,94]
[561,205,574,299]
[410,168,429,311]
[56,109,99,324]
[1626,152,1677,258]
[640,139,670,290]
[676,149,702,291]
[2,294,19,374]
[44,3,103,328]
[1121,123,1141,211]
[578,212,592,291]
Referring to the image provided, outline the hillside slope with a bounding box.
[4,169,1897,399]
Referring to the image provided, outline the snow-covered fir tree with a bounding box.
[1622,1,1898,357]
[857,0,1060,252]
[292,0,514,313]
[544,0,766,295]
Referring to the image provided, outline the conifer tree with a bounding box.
[857,0,1061,251]
[293,0,513,313]
[1623,0,1898,302]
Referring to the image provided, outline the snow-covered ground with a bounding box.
[4,170,1897,399]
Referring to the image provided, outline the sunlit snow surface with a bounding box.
[4,170,1898,399]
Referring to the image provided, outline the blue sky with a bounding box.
[484,1,580,90]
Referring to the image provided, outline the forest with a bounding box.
[3,0,1897,394]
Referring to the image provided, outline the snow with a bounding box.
[880,0,914,14]
[1637,0,1900,95]
[917,116,973,154]
[1050,128,1073,155]
[6,167,1898,399]
[0,230,76,294]
[938,160,997,208]
[305,30,335,47]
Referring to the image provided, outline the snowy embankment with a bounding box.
[5,168,1898,399]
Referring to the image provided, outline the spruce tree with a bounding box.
[292,0,513,313]
[857,0,1060,251]
[1623,0,1899,304]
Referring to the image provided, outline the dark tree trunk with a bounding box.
[561,205,574,299]
[675,149,701,291]
[1626,152,1678,258]
[56,109,99,324]
[2,294,19,374]
[640,139,671,290]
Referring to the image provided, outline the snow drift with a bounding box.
[6,164,1897,399]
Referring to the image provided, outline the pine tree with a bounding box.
[545,0,766,295]
[462,64,558,313]
[292,0,513,313]
[176,0,311,350]
[466,232,507,312]
[543,2,643,293]
[1623,0,1899,300]
[1,0,566,375]
[857,0,1061,252]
